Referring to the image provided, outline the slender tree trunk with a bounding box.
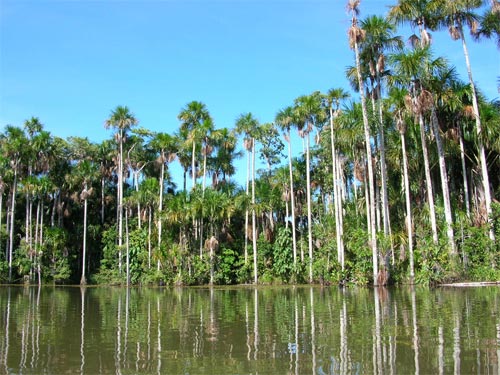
[191,141,196,190]
[459,28,494,240]
[417,111,439,244]
[400,131,414,282]
[330,108,343,270]
[81,185,88,285]
[286,132,298,268]
[157,158,164,271]
[458,126,470,218]
[125,207,130,286]
[8,167,17,282]
[305,130,314,283]
[118,129,124,275]
[377,98,394,262]
[244,148,250,265]
[38,197,44,286]
[148,206,152,270]
[101,174,105,225]
[134,171,141,230]
[252,138,258,284]
[353,36,378,285]
[431,107,455,255]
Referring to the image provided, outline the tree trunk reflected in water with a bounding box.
[0,285,499,374]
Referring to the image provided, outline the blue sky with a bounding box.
[1,0,499,187]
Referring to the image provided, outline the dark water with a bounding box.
[0,285,499,374]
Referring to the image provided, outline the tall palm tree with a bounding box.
[437,0,495,240]
[389,47,440,246]
[149,132,176,271]
[359,15,403,252]
[388,0,442,48]
[235,112,260,283]
[347,0,379,285]
[1,125,27,281]
[275,106,299,267]
[294,91,325,283]
[388,87,415,282]
[177,101,211,190]
[210,127,241,187]
[324,88,350,271]
[104,105,138,276]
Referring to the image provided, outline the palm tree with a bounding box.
[437,0,495,240]
[149,132,176,271]
[275,106,299,267]
[359,15,403,253]
[389,47,440,246]
[177,101,211,190]
[324,88,350,271]
[388,0,441,48]
[294,91,325,283]
[1,125,27,281]
[210,127,241,187]
[104,105,138,276]
[347,0,379,285]
[388,87,415,282]
[235,112,260,283]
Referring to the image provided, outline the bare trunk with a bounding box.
[354,37,378,284]
[252,138,258,284]
[125,207,130,286]
[330,108,343,270]
[401,132,414,282]
[287,132,298,267]
[305,131,314,283]
[431,107,455,255]
[244,149,250,265]
[118,129,124,275]
[157,158,164,271]
[418,112,439,244]
[8,168,17,282]
[81,185,88,285]
[458,127,470,218]
[191,141,196,190]
[148,206,152,270]
[459,28,494,240]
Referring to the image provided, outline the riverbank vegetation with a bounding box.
[1,0,499,286]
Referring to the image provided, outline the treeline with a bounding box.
[1,0,499,286]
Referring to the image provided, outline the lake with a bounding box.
[0,285,499,374]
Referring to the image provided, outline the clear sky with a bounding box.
[1,0,499,187]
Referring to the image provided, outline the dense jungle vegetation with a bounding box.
[1,0,499,286]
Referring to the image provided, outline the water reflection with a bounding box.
[0,286,499,374]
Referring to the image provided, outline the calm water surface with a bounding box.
[0,285,499,374]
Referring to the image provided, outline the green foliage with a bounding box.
[215,246,239,285]
[272,227,293,280]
